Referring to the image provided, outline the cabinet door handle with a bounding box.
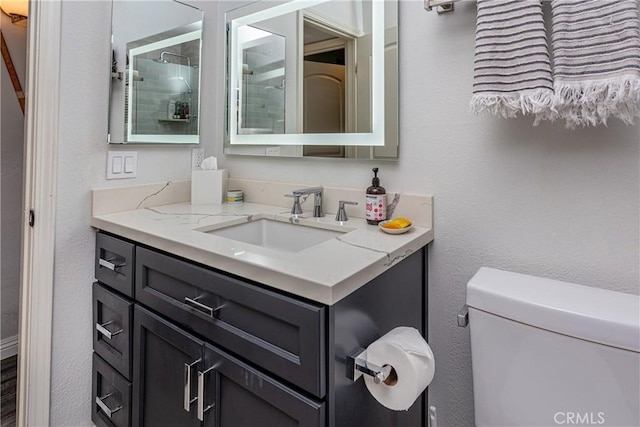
[183,359,200,412]
[197,366,216,421]
[96,393,122,418]
[183,297,222,318]
[95,321,123,340]
[99,257,126,271]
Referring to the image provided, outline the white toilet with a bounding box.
[467,267,640,427]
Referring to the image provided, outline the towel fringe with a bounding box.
[470,89,555,121]
[552,76,640,129]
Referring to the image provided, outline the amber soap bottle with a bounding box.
[366,167,387,225]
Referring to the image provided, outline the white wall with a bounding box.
[47,1,639,425]
[218,1,640,426]
[49,1,199,424]
[1,13,27,346]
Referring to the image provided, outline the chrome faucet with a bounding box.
[288,186,324,217]
[335,200,358,222]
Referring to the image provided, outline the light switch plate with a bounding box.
[111,155,123,174]
[124,155,135,173]
[107,151,137,180]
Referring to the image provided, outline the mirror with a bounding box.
[224,0,398,159]
[108,1,203,144]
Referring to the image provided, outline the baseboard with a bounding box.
[1,335,19,360]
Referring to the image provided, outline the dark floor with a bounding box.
[1,356,17,427]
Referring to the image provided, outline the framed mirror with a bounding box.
[224,0,398,160]
[108,0,203,144]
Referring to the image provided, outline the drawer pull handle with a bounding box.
[99,257,126,271]
[183,359,201,412]
[96,393,122,418]
[95,321,123,340]
[184,297,221,318]
[197,366,216,421]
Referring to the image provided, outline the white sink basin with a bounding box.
[205,219,345,252]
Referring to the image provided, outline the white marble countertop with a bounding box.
[91,181,433,305]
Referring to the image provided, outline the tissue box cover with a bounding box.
[191,169,228,204]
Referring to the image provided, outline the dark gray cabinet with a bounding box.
[95,233,135,297]
[92,352,131,427]
[132,305,204,427]
[204,344,325,427]
[94,231,428,427]
[135,246,326,397]
[94,282,133,379]
[132,305,323,427]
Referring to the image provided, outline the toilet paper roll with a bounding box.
[364,327,435,411]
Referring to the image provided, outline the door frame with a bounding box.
[17,0,61,425]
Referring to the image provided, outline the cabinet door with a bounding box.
[132,306,203,427]
[200,344,325,427]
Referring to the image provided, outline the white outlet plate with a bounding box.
[191,148,205,170]
[107,151,137,180]
[265,147,280,156]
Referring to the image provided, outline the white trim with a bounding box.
[18,1,61,426]
[303,38,346,56]
[0,335,19,360]
[232,0,329,27]
[303,8,364,38]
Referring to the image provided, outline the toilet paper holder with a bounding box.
[347,347,396,385]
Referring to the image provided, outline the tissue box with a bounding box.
[191,169,228,204]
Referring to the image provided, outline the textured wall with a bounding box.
[49,1,199,424]
[47,1,639,426]
[0,13,27,344]
[218,2,640,426]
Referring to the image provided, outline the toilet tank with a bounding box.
[467,267,640,427]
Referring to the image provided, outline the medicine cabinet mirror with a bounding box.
[224,0,398,160]
[108,0,203,144]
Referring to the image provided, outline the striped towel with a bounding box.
[551,0,640,128]
[470,0,554,120]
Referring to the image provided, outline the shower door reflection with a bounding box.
[125,27,201,143]
[237,26,285,135]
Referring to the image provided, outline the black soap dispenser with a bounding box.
[366,167,387,225]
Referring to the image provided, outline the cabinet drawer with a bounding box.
[96,233,135,297]
[135,246,326,398]
[92,353,132,427]
[93,282,133,379]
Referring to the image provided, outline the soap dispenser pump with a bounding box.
[366,167,387,225]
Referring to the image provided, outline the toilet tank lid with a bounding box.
[467,268,640,352]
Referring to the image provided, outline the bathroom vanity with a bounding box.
[90,180,433,427]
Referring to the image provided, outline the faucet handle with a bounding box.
[313,192,324,218]
[335,201,358,222]
[285,194,303,215]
